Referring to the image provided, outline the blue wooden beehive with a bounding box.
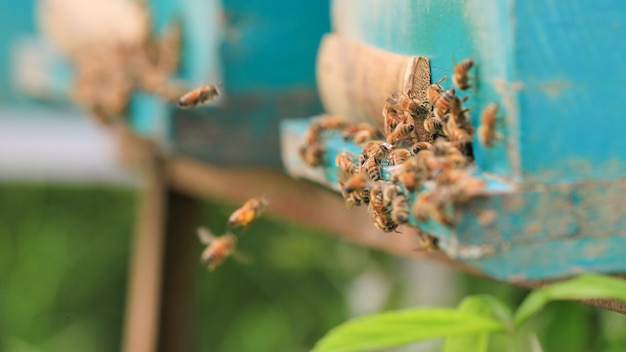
[281,0,626,282]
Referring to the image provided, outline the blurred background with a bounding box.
[2,1,626,352]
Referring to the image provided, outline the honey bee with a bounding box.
[360,141,392,166]
[371,210,398,233]
[363,156,382,181]
[427,76,446,106]
[382,102,400,135]
[434,88,456,114]
[386,123,415,144]
[228,195,270,229]
[178,84,220,108]
[410,142,433,154]
[299,144,325,167]
[388,91,421,114]
[368,181,387,213]
[382,183,403,205]
[316,115,350,130]
[452,58,474,90]
[342,123,383,145]
[413,190,453,226]
[423,116,444,136]
[197,227,237,271]
[478,103,498,147]
[337,171,362,208]
[388,148,411,166]
[343,173,371,204]
[446,126,472,146]
[336,151,358,175]
[391,193,410,224]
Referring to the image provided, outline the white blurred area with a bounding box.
[0,107,137,185]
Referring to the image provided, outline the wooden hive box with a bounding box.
[281,0,626,282]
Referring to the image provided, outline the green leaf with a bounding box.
[442,295,513,352]
[514,274,626,327]
[313,308,506,352]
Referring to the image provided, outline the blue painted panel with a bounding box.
[221,0,330,93]
[281,117,626,281]
[513,0,626,184]
[0,0,36,101]
[331,0,516,179]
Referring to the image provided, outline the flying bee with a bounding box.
[427,76,446,106]
[386,123,415,144]
[178,84,220,108]
[197,227,237,271]
[228,195,270,229]
[363,156,382,181]
[423,116,444,136]
[388,91,421,114]
[389,148,411,166]
[411,142,433,154]
[299,144,325,167]
[336,151,358,175]
[452,57,474,90]
[478,103,499,147]
[391,193,410,224]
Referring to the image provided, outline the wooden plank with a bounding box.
[317,34,430,125]
[157,189,200,352]
[122,167,167,352]
[280,117,626,281]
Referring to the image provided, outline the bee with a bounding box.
[336,151,358,175]
[343,173,371,204]
[316,115,350,130]
[337,171,361,208]
[383,103,403,136]
[391,193,410,224]
[427,76,446,106]
[228,195,270,229]
[304,124,323,145]
[389,148,411,166]
[342,123,383,145]
[388,91,421,115]
[446,126,472,146]
[386,123,415,144]
[423,116,444,136]
[410,142,433,154]
[178,84,220,108]
[434,88,456,114]
[299,144,325,167]
[382,183,402,206]
[452,58,474,90]
[478,103,498,147]
[372,211,398,233]
[363,156,382,181]
[368,181,387,214]
[413,190,453,226]
[197,227,237,271]
[360,141,392,166]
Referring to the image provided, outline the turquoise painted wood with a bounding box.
[136,0,330,165]
[278,0,626,281]
[281,117,626,281]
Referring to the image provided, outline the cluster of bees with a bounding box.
[71,12,188,124]
[70,2,225,125]
[299,58,501,241]
[197,195,270,271]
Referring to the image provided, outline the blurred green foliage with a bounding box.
[2,185,626,352]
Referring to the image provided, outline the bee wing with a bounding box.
[232,250,253,265]
[197,227,217,245]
